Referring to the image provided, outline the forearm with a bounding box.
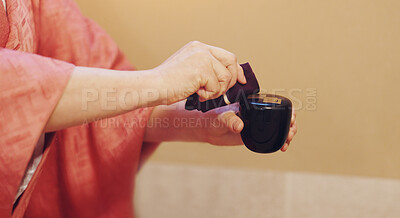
[45,66,165,132]
[45,41,247,133]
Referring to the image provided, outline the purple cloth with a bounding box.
[185,62,260,112]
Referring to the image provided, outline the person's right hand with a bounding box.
[154,41,247,104]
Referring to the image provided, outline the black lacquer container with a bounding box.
[239,93,292,153]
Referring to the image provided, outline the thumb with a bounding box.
[217,111,244,133]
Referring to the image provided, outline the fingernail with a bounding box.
[232,121,238,131]
[235,122,243,132]
[232,121,241,132]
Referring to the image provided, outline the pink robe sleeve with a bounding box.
[1,0,160,216]
[0,48,74,216]
[28,0,160,171]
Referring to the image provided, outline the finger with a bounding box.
[287,129,295,142]
[211,56,232,96]
[196,88,207,102]
[206,45,247,85]
[197,83,220,102]
[218,110,244,133]
[286,124,297,145]
[281,143,289,152]
[197,67,221,101]
[292,121,297,134]
[228,64,238,89]
[197,87,218,102]
[236,62,246,84]
[291,110,296,124]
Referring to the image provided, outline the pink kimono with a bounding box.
[0,0,158,217]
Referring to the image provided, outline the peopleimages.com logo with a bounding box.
[259,88,317,111]
[80,87,317,112]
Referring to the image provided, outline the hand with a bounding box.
[198,103,244,145]
[154,41,246,104]
[200,103,298,152]
[281,109,297,152]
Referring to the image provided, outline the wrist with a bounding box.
[131,69,168,107]
[147,67,171,105]
[191,110,212,143]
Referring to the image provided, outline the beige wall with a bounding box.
[75,0,400,179]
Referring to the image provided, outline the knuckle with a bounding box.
[221,110,232,119]
[189,40,203,48]
[192,50,210,62]
[220,73,232,82]
[230,116,238,125]
[202,92,212,100]
[212,89,220,96]
[222,111,234,123]
[229,53,237,63]
[196,50,209,59]
[232,69,238,78]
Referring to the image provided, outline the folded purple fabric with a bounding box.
[185,62,260,112]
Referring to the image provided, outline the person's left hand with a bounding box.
[200,103,297,152]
